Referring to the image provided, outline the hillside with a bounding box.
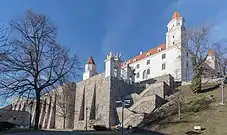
[141,83,227,135]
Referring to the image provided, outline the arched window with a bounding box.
[129,76,132,85]
[143,70,146,79]
[157,48,162,52]
[147,69,150,75]
[114,67,117,77]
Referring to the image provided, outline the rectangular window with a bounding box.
[186,52,189,57]
[162,53,166,59]
[147,60,150,65]
[162,63,166,70]
[186,61,188,68]
[136,64,140,69]
[136,72,140,78]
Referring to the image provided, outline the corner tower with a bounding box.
[166,12,186,49]
[104,52,122,79]
[83,56,97,80]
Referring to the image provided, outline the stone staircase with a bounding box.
[116,82,167,127]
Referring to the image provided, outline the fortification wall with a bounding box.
[73,73,111,129]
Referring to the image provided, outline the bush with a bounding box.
[0,121,16,131]
[93,125,108,131]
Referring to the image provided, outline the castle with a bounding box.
[83,12,220,84]
[1,12,221,130]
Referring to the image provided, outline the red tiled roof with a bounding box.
[86,56,96,65]
[126,44,166,65]
[208,49,214,55]
[172,11,181,20]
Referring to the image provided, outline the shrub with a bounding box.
[93,125,108,131]
[0,121,16,131]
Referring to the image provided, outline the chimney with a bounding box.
[139,51,143,55]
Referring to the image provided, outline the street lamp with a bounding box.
[29,101,33,129]
[116,97,130,135]
[85,107,88,131]
[220,77,227,105]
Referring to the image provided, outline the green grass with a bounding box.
[150,82,227,135]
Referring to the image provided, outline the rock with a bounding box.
[185,130,201,135]
[193,126,201,130]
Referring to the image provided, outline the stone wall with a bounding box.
[55,83,76,129]
[7,73,175,130]
[114,75,174,127]
[74,73,111,129]
[0,110,30,127]
[135,74,175,93]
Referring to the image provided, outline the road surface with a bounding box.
[1,130,166,135]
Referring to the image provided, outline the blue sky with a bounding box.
[0,0,227,106]
[0,0,226,108]
[0,0,226,80]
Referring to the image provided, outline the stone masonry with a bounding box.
[8,73,174,130]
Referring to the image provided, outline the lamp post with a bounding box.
[116,97,130,135]
[85,107,88,131]
[29,101,33,129]
[121,99,124,135]
[220,77,227,105]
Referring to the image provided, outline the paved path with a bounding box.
[1,130,166,135]
[2,131,119,135]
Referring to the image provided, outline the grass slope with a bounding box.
[150,83,227,135]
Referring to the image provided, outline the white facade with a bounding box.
[83,56,97,80]
[104,52,135,84]
[82,12,220,84]
[206,52,221,73]
[127,12,194,83]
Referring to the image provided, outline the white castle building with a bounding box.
[83,12,189,83]
[83,12,221,84]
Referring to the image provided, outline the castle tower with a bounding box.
[121,62,135,84]
[166,12,186,49]
[165,12,190,82]
[83,56,97,80]
[206,50,221,73]
[104,52,122,79]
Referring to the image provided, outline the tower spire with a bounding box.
[172,11,181,20]
[86,56,96,65]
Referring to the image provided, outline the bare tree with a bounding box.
[0,10,80,129]
[172,90,182,121]
[55,83,76,129]
[0,25,10,58]
[56,90,68,129]
[181,25,216,93]
[224,59,227,75]
[214,43,227,76]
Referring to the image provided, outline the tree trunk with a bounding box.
[34,90,41,130]
[178,101,181,120]
[224,66,226,75]
[191,66,202,93]
[63,117,66,129]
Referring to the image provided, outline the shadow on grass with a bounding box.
[199,84,220,93]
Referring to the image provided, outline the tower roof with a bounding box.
[172,11,181,20]
[208,49,214,55]
[86,56,96,65]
